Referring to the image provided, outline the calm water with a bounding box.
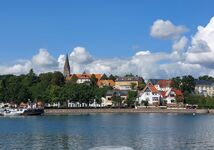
[0,113,214,150]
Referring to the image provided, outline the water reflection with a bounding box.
[0,114,214,150]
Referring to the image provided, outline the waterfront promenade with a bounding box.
[45,108,199,115]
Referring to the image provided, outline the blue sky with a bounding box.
[0,0,214,78]
[0,0,213,61]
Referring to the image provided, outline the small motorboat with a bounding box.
[0,108,26,116]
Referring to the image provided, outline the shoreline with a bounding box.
[44,108,206,115]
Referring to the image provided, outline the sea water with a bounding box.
[0,113,214,150]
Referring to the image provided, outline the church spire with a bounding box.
[63,54,71,77]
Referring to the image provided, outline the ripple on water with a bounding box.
[89,146,134,150]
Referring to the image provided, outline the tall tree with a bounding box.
[112,91,123,107]
[51,71,65,86]
[126,90,137,107]
[172,75,196,93]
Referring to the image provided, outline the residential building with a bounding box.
[138,82,160,106]
[161,88,183,106]
[195,80,214,96]
[148,79,173,92]
[105,90,129,106]
[97,79,115,87]
[115,76,143,90]
[67,72,102,84]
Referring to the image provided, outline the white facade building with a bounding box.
[138,83,160,106]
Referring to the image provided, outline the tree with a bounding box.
[125,73,135,77]
[47,85,62,104]
[138,83,146,90]
[172,75,196,93]
[199,75,214,81]
[172,76,182,89]
[0,80,5,102]
[131,83,137,90]
[94,87,110,104]
[112,91,123,107]
[181,75,196,93]
[22,69,38,87]
[126,90,137,107]
[51,71,65,86]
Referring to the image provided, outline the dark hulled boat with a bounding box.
[22,108,44,116]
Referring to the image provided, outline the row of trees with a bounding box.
[0,69,138,107]
[0,69,107,104]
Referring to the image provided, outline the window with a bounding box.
[152,97,158,101]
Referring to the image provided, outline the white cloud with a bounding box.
[172,36,189,52]
[0,60,32,75]
[150,19,188,39]
[186,17,214,68]
[70,47,93,64]
[32,49,57,67]
[31,49,58,73]
[171,36,189,61]
[2,17,214,79]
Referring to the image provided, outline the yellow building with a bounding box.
[115,77,143,90]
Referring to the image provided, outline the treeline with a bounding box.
[0,69,112,105]
[0,69,137,107]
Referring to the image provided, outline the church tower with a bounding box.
[63,54,71,77]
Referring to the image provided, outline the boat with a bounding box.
[0,100,44,116]
[0,108,26,116]
[0,107,44,116]
[22,108,44,115]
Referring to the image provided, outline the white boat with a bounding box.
[0,108,26,116]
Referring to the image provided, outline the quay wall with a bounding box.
[44,108,197,115]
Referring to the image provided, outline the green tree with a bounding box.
[172,75,196,93]
[125,73,135,77]
[126,90,137,107]
[51,71,65,86]
[131,83,137,90]
[94,87,110,104]
[22,69,38,87]
[0,80,5,102]
[138,83,146,90]
[199,75,214,81]
[47,85,62,104]
[112,91,123,107]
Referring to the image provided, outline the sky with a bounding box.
[0,0,214,79]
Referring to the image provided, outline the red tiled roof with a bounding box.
[144,83,158,93]
[172,89,183,96]
[68,73,103,80]
[97,79,115,87]
[161,91,167,98]
[157,80,173,88]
